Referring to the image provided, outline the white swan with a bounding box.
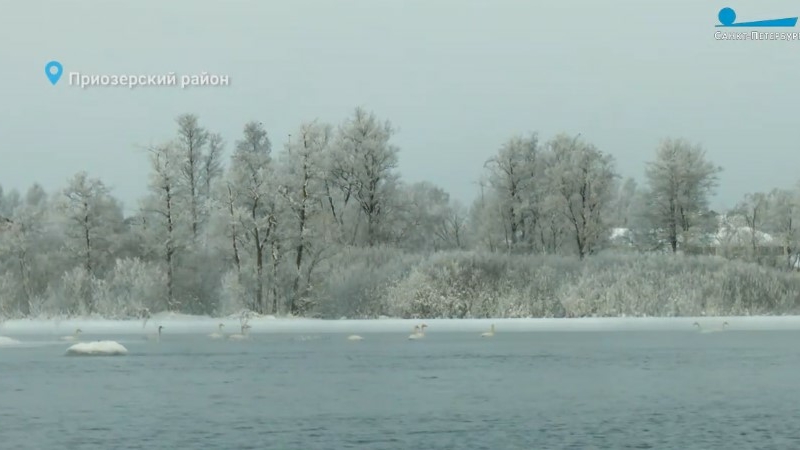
[144,325,163,342]
[60,328,83,341]
[693,321,729,333]
[481,324,495,337]
[408,324,427,340]
[347,334,364,341]
[66,340,128,356]
[228,324,251,340]
[209,323,226,339]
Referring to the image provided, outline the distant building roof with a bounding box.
[711,226,778,247]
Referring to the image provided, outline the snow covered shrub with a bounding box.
[310,245,423,318]
[498,257,578,317]
[385,251,582,318]
[0,271,24,317]
[218,269,248,316]
[555,253,800,317]
[55,266,94,316]
[90,258,167,318]
[172,250,225,315]
[382,250,800,318]
[385,252,497,318]
[713,262,800,314]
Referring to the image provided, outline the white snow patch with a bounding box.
[65,341,128,356]
[0,336,22,346]
[610,228,630,239]
[1,315,800,335]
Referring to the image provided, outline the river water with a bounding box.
[1,330,798,449]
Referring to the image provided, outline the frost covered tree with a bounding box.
[142,143,184,311]
[764,188,800,269]
[0,184,54,315]
[609,177,637,228]
[57,172,124,278]
[9,108,800,320]
[733,192,769,257]
[329,108,400,246]
[467,178,503,252]
[484,134,543,252]
[644,138,722,253]
[172,118,226,313]
[0,185,12,218]
[199,132,225,248]
[546,134,617,259]
[174,114,210,244]
[478,133,588,255]
[436,199,468,250]
[391,181,467,252]
[229,121,277,313]
[203,133,225,199]
[3,188,21,217]
[221,182,243,278]
[538,193,569,254]
[278,121,333,314]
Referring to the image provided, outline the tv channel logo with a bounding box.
[716,7,797,27]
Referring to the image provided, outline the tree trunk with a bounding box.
[272,243,279,313]
[165,185,176,311]
[227,186,241,278]
[256,237,263,314]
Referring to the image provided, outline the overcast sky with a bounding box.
[1,0,798,213]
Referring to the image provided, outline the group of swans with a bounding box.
[56,324,163,344]
[53,319,729,341]
[693,321,729,333]
[408,323,428,340]
[206,322,252,341]
[56,322,248,345]
[56,322,490,344]
[4,319,736,350]
[344,324,429,342]
[345,323,430,341]
[346,323,497,342]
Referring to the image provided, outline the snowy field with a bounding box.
[3,312,800,338]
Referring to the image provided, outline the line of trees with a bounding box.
[3,108,794,319]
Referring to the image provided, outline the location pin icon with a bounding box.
[45,61,63,85]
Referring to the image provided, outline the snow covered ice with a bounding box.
[0,335,22,346]
[64,340,128,356]
[2,313,800,338]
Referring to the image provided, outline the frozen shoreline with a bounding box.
[3,313,800,335]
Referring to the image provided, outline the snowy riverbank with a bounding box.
[3,312,800,336]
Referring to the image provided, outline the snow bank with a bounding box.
[65,341,128,356]
[2,315,800,336]
[0,336,22,346]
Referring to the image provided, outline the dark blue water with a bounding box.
[1,331,799,449]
